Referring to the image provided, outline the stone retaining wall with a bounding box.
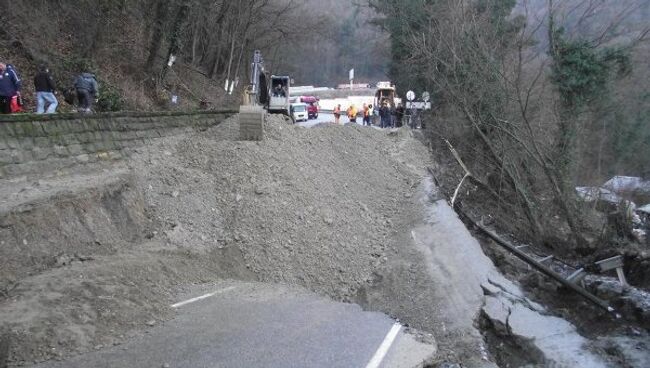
[0,110,236,178]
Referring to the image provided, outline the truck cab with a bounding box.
[268,76,291,115]
[374,81,396,109]
[299,96,320,119]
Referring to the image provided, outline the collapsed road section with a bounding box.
[1,113,438,367]
[1,113,648,367]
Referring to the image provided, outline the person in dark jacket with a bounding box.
[395,103,405,127]
[0,62,22,114]
[34,64,58,114]
[74,72,99,113]
[379,102,390,129]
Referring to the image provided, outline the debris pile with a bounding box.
[577,175,650,244]
[0,113,434,364]
[131,114,432,299]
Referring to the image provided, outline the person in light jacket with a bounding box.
[74,72,99,113]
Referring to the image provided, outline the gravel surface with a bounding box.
[132,114,432,300]
[0,113,434,365]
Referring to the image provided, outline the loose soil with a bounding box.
[1,115,440,365]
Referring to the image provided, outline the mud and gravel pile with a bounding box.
[0,114,433,364]
[131,114,432,300]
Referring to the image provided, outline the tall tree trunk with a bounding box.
[160,0,190,82]
[146,0,168,72]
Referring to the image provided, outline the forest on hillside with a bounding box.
[372,0,650,254]
[0,0,387,111]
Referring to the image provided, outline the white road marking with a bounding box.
[171,286,236,308]
[365,323,402,368]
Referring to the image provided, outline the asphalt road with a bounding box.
[36,282,435,368]
[297,112,377,129]
[296,111,336,127]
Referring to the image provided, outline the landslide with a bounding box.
[0,115,433,364]
[133,114,432,299]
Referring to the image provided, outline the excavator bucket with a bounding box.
[239,105,265,141]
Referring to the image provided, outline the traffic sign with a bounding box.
[406,90,415,101]
[406,102,431,110]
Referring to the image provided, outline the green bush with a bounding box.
[96,81,124,112]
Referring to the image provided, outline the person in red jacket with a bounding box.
[0,62,22,114]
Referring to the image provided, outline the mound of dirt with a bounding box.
[132,114,432,300]
[1,114,434,364]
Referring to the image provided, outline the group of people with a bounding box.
[0,61,99,115]
[332,101,405,128]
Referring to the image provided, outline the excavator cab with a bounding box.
[268,76,291,116]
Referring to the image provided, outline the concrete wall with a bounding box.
[0,110,236,178]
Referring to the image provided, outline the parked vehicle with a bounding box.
[374,81,396,109]
[299,96,319,119]
[290,102,308,123]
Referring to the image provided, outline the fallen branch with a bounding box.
[451,173,470,207]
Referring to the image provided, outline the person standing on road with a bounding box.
[362,103,371,126]
[379,102,389,128]
[0,62,22,114]
[74,72,98,113]
[34,64,59,114]
[334,104,342,124]
[347,104,357,124]
[396,103,405,127]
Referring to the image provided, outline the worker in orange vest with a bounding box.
[333,104,341,124]
[347,104,357,124]
[363,103,371,126]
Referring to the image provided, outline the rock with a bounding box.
[603,176,650,195]
[632,229,646,244]
[171,191,180,198]
[146,320,156,327]
[437,363,461,368]
[637,204,650,216]
[481,296,511,335]
[235,194,243,202]
[162,364,171,368]
[55,254,73,267]
[480,282,501,297]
